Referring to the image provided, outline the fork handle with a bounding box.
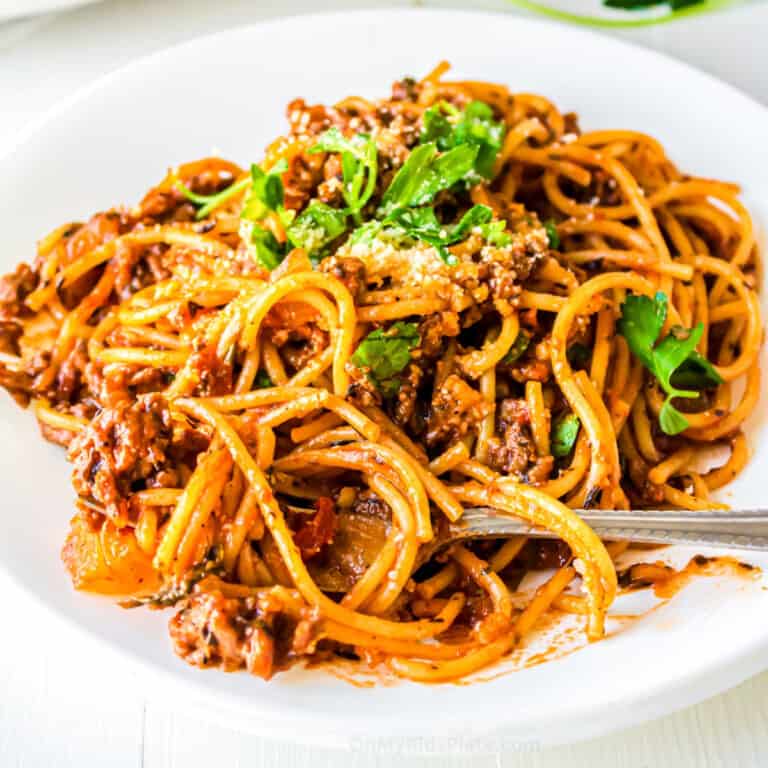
[454,508,768,551]
[582,509,768,551]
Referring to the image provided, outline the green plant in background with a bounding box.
[505,0,735,27]
[604,0,702,11]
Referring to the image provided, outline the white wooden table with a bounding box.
[1,1,767,765]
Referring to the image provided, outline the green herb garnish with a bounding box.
[479,219,513,248]
[348,220,384,247]
[254,370,272,388]
[176,177,248,220]
[312,117,509,263]
[617,292,723,435]
[351,321,420,396]
[250,227,286,271]
[372,138,504,262]
[178,160,296,269]
[177,160,290,222]
[502,330,531,364]
[384,204,493,265]
[241,159,293,227]
[309,128,378,224]
[551,412,580,457]
[379,142,479,214]
[421,100,505,180]
[544,219,560,250]
[287,200,348,256]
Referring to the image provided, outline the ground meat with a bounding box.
[169,588,277,679]
[517,539,572,570]
[277,326,329,372]
[508,358,551,384]
[619,442,661,506]
[486,398,535,477]
[0,321,22,356]
[0,263,37,319]
[590,169,622,208]
[351,490,392,521]
[527,455,555,485]
[419,312,460,359]
[457,592,495,634]
[0,337,49,406]
[68,394,196,522]
[390,77,420,102]
[0,366,34,406]
[392,361,423,426]
[426,374,492,447]
[345,369,381,409]
[188,345,234,397]
[83,361,168,410]
[282,152,325,212]
[54,339,90,404]
[316,154,345,207]
[262,301,329,372]
[319,256,366,301]
[286,98,335,138]
[170,580,321,679]
[113,243,173,301]
[563,112,581,136]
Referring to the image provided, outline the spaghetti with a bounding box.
[0,63,761,682]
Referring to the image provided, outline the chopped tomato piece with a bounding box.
[293,497,337,559]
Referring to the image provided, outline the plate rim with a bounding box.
[0,0,100,23]
[1,7,767,749]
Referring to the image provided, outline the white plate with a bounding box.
[0,0,100,22]
[1,9,767,750]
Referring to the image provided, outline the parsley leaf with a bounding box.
[379,142,479,214]
[351,321,420,396]
[479,219,513,247]
[254,370,272,388]
[177,160,291,223]
[250,226,286,271]
[385,204,493,264]
[618,292,723,435]
[671,350,724,390]
[652,324,705,394]
[309,128,378,223]
[421,102,456,146]
[241,159,293,227]
[176,176,250,221]
[617,292,667,372]
[421,100,505,180]
[659,399,690,436]
[451,101,505,180]
[551,412,580,457]
[286,201,348,256]
[502,330,531,364]
[544,219,560,250]
[348,220,384,247]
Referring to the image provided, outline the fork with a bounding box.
[443,507,768,552]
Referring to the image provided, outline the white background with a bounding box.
[1,1,767,765]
